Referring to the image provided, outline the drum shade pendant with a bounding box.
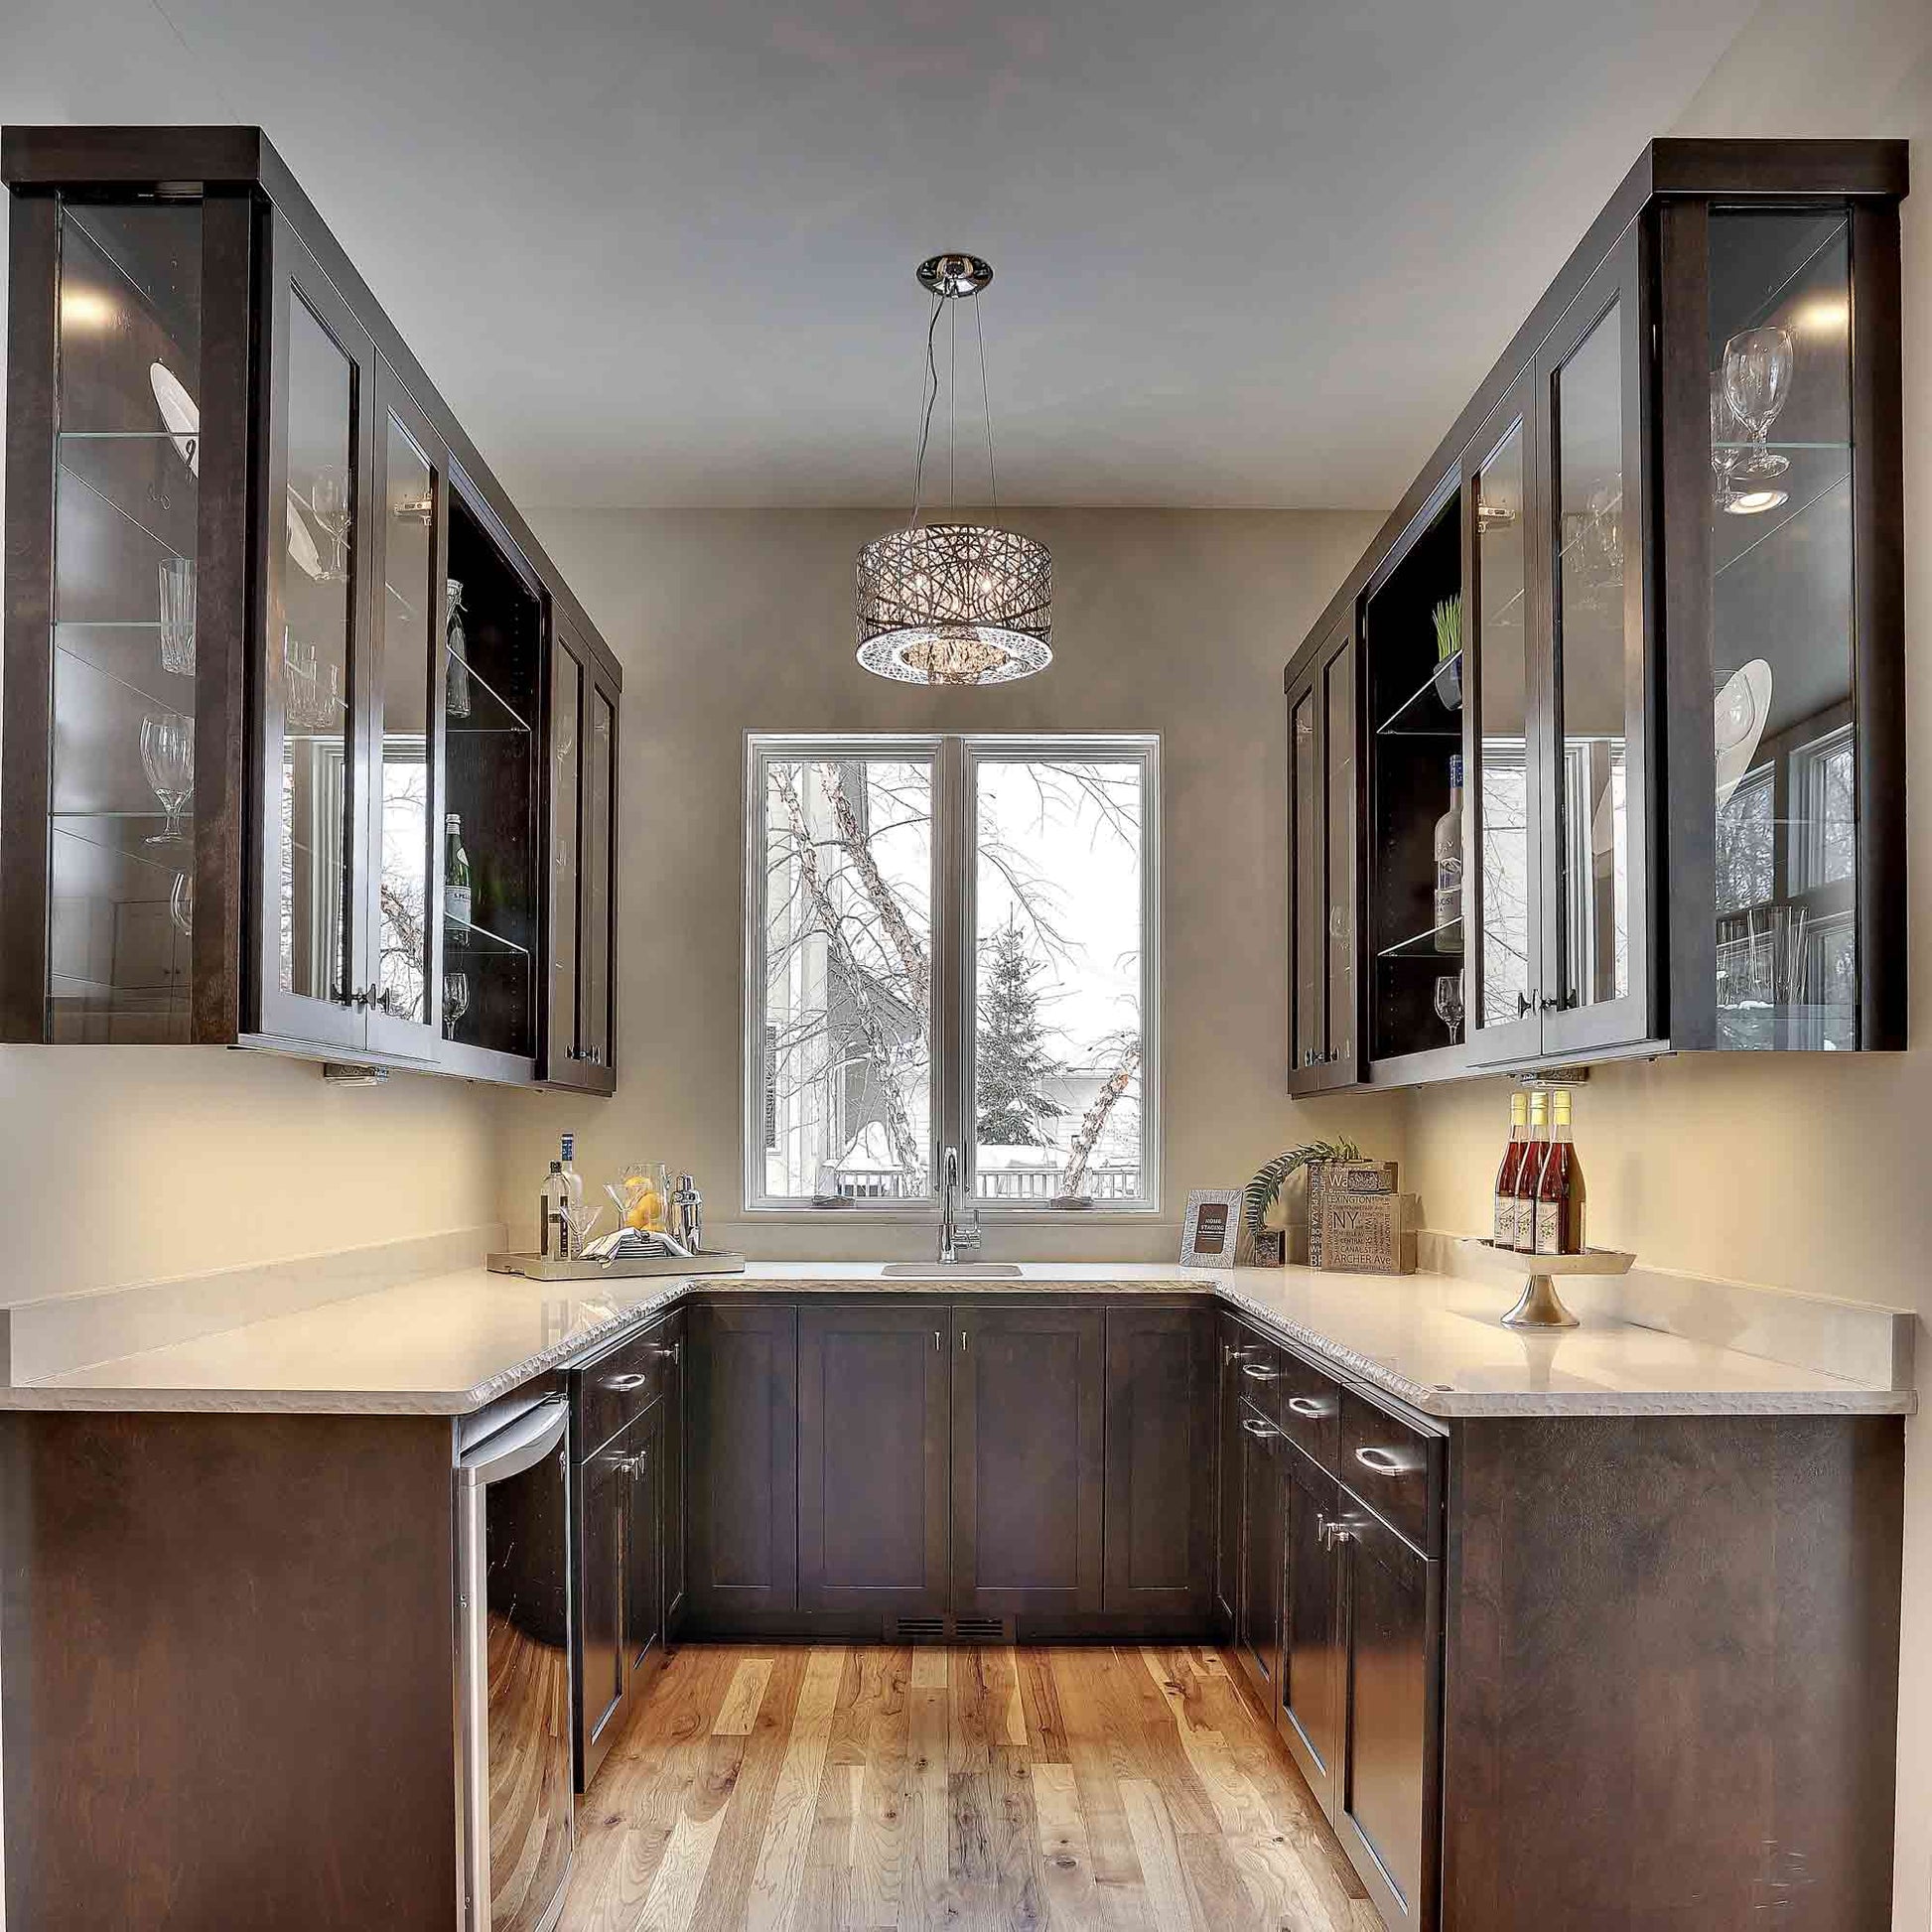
[857,254,1051,685]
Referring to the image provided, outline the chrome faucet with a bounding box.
[939,1148,981,1264]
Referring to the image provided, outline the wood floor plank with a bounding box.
[847,1649,913,1929]
[1033,1759,1100,1924]
[686,1648,812,1932]
[715,1656,776,1736]
[1119,1778,1201,1932]
[1017,1648,1070,1764]
[743,1646,848,1931]
[1052,1647,1156,1929]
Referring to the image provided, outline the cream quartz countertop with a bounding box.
[0,1254,1912,1420]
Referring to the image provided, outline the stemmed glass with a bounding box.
[443,969,470,1034]
[1722,328,1795,482]
[157,557,196,676]
[169,870,194,938]
[1710,372,1746,511]
[1433,972,1464,1045]
[310,467,350,582]
[139,711,194,845]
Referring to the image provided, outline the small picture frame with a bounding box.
[1180,1188,1244,1270]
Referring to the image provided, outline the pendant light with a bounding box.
[856,253,1051,685]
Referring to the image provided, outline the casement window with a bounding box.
[744,734,1160,1213]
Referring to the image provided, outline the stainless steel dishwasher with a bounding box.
[457,1395,574,1932]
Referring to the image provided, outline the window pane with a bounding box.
[973,758,1147,1204]
[760,756,932,1200]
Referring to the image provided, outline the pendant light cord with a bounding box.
[975,294,999,512]
[908,294,944,528]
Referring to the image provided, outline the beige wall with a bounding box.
[0,1049,502,1307]
[1404,1,1932,1918]
[495,507,1403,1258]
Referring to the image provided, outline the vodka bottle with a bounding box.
[1433,754,1464,948]
[444,814,473,927]
[539,1161,570,1260]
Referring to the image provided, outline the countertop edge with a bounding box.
[1,1271,1911,1420]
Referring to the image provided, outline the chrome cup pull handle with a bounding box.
[1287,1396,1326,1419]
[1240,1362,1280,1382]
[1240,1418,1281,1440]
[604,1372,650,1392]
[1354,1445,1408,1476]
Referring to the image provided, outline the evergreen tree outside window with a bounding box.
[975,921,1063,1146]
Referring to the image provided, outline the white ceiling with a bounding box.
[7,0,1757,508]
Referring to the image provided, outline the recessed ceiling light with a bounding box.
[1725,486,1789,515]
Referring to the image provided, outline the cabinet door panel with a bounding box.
[255,229,375,1050]
[798,1305,948,1614]
[1235,1408,1284,1703]
[1321,631,1359,1080]
[1102,1306,1214,1619]
[1463,374,1546,1065]
[1338,1499,1442,1931]
[1290,678,1323,1084]
[1279,1447,1342,1809]
[364,367,443,1060]
[686,1303,798,1622]
[1539,223,1652,1056]
[576,1437,625,1789]
[579,669,617,1081]
[623,1407,663,1685]
[1214,1316,1249,1635]
[662,1311,686,1632]
[951,1304,1103,1618]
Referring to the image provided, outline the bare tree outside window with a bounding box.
[748,737,1158,1210]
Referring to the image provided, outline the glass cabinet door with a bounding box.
[580,670,617,1077]
[365,368,444,1060]
[42,200,204,1041]
[1705,207,1858,1049]
[1289,679,1322,1080]
[1539,227,1650,1053]
[257,237,374,1049]
[547,634,583,1075]
[1463,381,1545,1064]
[1321,630,1357,1078]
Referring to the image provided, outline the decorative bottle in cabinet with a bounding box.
[1433,755,1464,947]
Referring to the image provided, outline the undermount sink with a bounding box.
[880,1261,1025,1279]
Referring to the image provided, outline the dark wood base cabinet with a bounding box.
[1213,1306,1905,1932]
[684,1295,1214,1641]
[569,1308,683,1791]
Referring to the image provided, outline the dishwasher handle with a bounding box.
[459,1396,569,1488]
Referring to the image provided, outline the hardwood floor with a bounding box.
[559,1643,1381,1931]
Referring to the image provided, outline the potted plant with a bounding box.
[1431,596,1462,711]
[1243,1139,1361,1265]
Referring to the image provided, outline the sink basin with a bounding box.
[880,1261,1025,1279]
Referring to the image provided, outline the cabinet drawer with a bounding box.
[1339,1389,1440,1552]
[1229,1332,1284,1425]
[1277,1349,1341,1469]
[581,1316,679,1456]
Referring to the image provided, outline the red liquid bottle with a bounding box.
[1492,1090,1529,1250]
[1514,1090,1550,1252]
[1533,1088,1587,1256]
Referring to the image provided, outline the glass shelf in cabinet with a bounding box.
[1377,650,1463,738]
[445,645,533,737]
[443,914,532,960]
[1377,916,1464,963]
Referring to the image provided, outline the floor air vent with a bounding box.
[884,1614,1017,1644]
[887,1616,947,1643]
[952,1616,1014,1642]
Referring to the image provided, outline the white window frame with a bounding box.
[743,732,1162,1219]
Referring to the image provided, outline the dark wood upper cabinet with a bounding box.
[1287,616,1361,1094]
[1101,1304,1215,1619]
[539,617,618,1090]
[797,1302,949,1616]
[1285,138,1908,1088]
[1,127,621,1086]
[950,1302,1104,1620]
